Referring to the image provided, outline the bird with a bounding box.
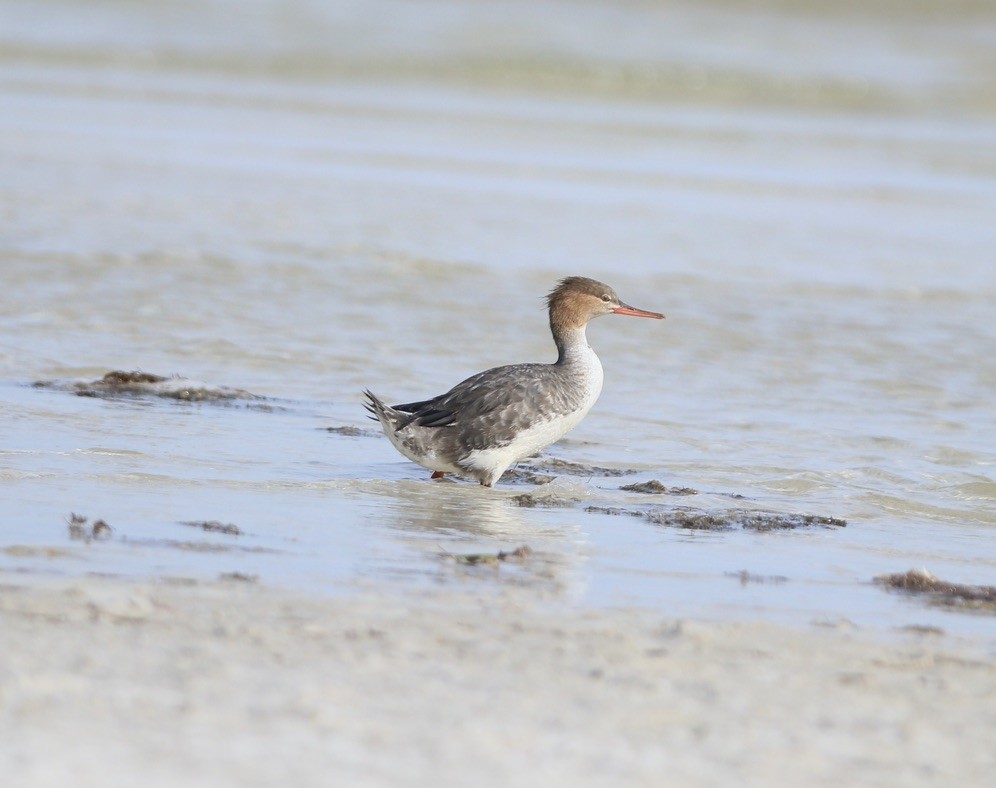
[364,276,664,487]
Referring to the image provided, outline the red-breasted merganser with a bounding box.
[364,276,664,487]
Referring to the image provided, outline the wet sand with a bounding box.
[2,577,994,787]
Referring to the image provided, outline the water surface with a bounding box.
[1,0,994,642]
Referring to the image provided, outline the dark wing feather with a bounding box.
[393,398,433,413]
[391,362,573,441]
[392,397,454,429]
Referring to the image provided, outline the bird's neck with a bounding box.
[552,323,593,365]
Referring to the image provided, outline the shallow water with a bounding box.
[1,0,995,641]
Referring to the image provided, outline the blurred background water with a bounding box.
[1,0,994,638]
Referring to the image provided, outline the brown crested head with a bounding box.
[546,276,664,329]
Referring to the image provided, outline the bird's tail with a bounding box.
[363,389,397,426]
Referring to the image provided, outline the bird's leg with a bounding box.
[431,471,446,479]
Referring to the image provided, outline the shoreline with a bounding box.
[2,577,994,786]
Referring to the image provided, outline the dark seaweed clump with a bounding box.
[440,545,533,566]
[179,520,242,536]
[501,468,557,486]
[34,370,262,404]
[502,456,641,486]
[586,505,846,532]
[101,371,166,385]
[875,569,996,614]
[515,457,635,478]
[726,570,789,585]
[219,572,259,583]
[512,493,584,508]
[325,425,380,437]
[620,480,698,495]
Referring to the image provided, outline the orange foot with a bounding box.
[431,471,446,479]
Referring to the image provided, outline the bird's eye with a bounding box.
[601,294,611,302]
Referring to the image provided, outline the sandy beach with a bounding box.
[2,577,994,787]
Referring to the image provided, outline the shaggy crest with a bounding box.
[545,276,618,309]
